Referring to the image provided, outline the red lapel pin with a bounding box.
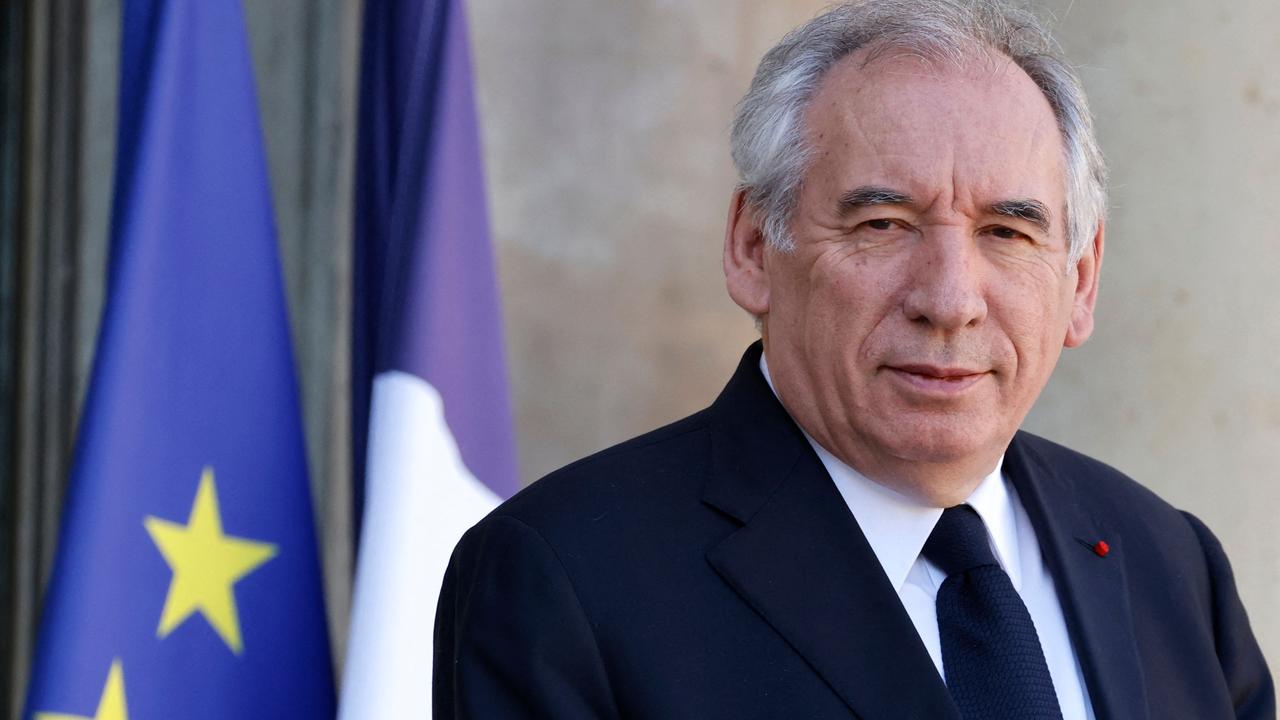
[1076,537,1110,557]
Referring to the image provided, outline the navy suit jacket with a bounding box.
[435,343,1274,719]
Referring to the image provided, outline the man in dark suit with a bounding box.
[435,1,1275,718]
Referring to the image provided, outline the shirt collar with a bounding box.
[962,456,1021,588]
[759,354,1020,591]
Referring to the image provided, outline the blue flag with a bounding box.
[24,1,335,718]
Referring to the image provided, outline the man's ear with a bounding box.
[1064,221,1104,348]
[723,188,771,317]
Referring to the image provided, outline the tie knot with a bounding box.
[922,505,998,576]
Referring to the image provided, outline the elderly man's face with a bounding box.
[725,50,1102,504]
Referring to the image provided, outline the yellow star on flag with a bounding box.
[144,467,277,654]
[35,659,128,720]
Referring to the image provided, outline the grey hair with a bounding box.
[730,0,1107,264]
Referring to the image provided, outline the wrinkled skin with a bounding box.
[724,48,1103,506]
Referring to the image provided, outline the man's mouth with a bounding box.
[884,364,990,394]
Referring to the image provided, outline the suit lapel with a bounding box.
[1004,434,1150,720]
[701,344,958,720]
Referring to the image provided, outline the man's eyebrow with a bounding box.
[836,186,914,216]
[989,198,1052,233]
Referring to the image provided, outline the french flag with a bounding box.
[340,0,518,715]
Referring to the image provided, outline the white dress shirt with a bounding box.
[760,358,1096,720]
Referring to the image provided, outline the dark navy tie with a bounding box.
[922,505,1063,720]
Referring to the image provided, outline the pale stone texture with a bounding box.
[471,0,1277,676]
[470,1,823,481]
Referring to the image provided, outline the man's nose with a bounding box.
[901,232,988,331]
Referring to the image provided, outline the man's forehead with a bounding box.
[811,49,1060,147]
[802,47,1067,224]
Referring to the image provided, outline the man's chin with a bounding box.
[875,422,1004,468]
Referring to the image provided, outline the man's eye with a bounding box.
[988,226,1026,240]
[865,219,896,231]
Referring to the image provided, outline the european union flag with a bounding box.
[24,0,335,717]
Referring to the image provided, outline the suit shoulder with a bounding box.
[483,408,716,531]
[544,407,715,480]
[1014,431,1188,525]
[1014,431,1220,589]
